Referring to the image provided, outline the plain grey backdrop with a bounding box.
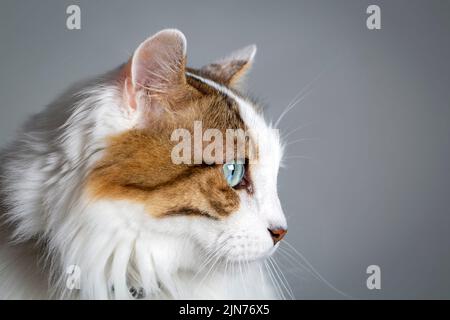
[1,0,449,299]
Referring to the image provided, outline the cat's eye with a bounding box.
[223,161,245,188]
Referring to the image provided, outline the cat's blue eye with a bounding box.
[223,161,245,187]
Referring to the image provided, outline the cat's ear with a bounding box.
[200,45,257,87]
[124,29,187,110]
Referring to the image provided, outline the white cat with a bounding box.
[0,29,287,299]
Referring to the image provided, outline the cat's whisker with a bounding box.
[285,137,319,147]
[197,250,224,290]
[238,260,248,297]
[257,263,264,286]
[193,240,228,289]
[277,247,311,278]
[275,60,335,129]
[269,256,295,300]
[243,258,252,293]
[281,122,313,141]
[264,260,285,300]
[223,257,231,296]
[258,263,269,296]
[274,91,312,129]
[274,88,311,129]
[284,155,313,160]
[268,257,290,300]
[282,241,354,299]
[224,258,229,276]
[192,246,222,283]
[264,261,277,298]
[194,246,223,279]
[192,253,212,281]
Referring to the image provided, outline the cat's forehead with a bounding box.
[185,70,282,165]
[183,69,246,128]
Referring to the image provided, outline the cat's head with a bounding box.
[86,29,287,266]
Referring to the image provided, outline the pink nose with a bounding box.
[268,228,287,245]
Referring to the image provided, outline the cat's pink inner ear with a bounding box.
[124,29,187,109]
[124,76,137,110]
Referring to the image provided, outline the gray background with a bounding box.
[1,0,449,299]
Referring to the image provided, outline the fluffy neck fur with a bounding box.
[0,68,276,299]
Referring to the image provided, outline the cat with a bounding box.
[0,29,287,299]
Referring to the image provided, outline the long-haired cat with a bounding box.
[0,29,287,299]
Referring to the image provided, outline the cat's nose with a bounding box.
[268,228,287,245]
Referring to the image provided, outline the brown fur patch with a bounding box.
[86,73,257,219]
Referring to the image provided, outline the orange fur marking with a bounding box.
[86,75,257,219]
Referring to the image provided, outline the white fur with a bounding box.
[0,54,285,300]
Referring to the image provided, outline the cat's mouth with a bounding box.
[218,243,280,265]
[214,247,279,269]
